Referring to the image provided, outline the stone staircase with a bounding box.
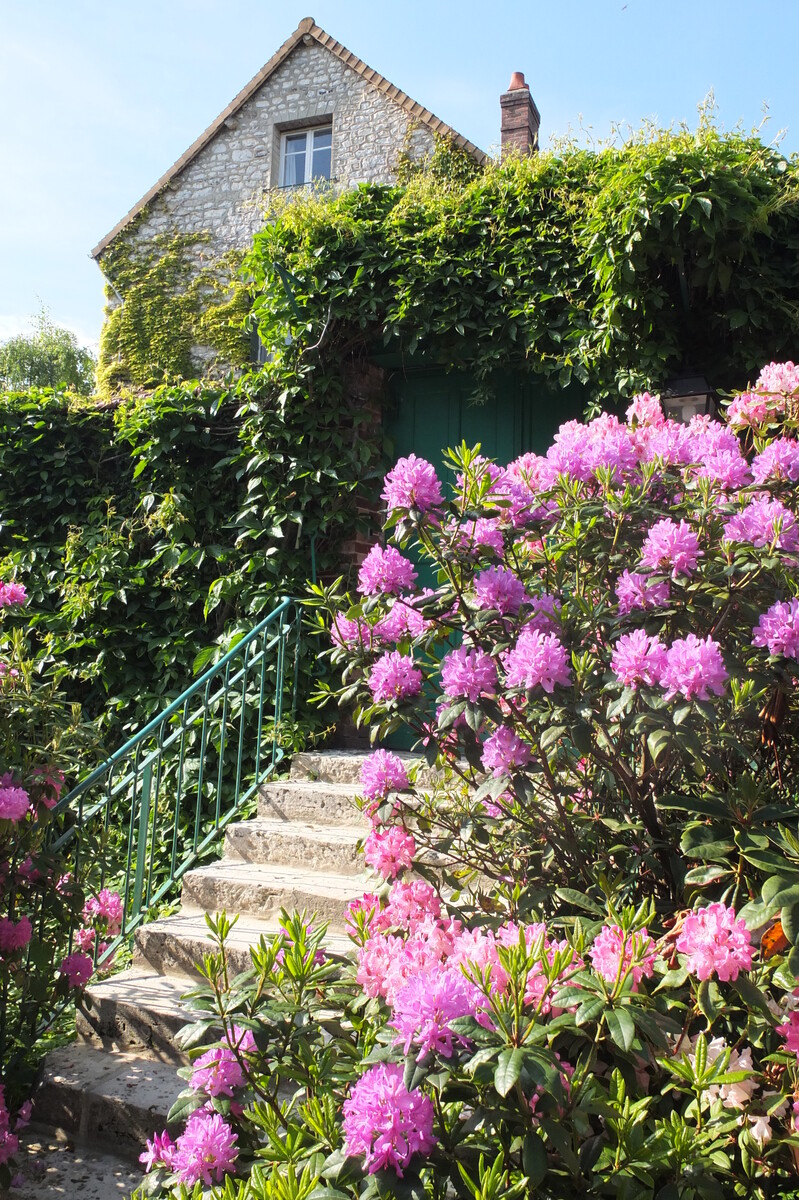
[33,750,379,1166]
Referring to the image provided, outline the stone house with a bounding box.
[91,17,541,384]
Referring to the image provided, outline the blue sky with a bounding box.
[1,0,797,349]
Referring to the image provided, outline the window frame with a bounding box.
[279,125,333,188]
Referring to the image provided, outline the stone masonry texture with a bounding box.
[120,42,435,260]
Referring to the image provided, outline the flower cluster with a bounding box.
[676,903,753,982]
[141,1109,238,1186]
[343,1063,436,1177]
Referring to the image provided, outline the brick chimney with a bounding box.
[500,72,540,158]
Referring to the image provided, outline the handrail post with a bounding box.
[132,764,153,920]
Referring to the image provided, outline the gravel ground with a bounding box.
[7,1132,142,1200]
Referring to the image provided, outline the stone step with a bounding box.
[224,817,364,873]
[33,1044,181,1162]
[258,779,364,825]
[290,749,445,789]
[290,750,372,785]
[134,911,354,980]
[76,970,191,1064]
[181,860,371,925]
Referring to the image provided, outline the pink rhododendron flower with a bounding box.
[140,1130,176,1172]
[73,927,96,953]
[342,1062,436,1176]
[0,787,30,822]
[364,827,416,879]
[753,598,799,660]
[375,594,433,642]
[0,1088,19,1166]
[527,593,561,633]
[473,566,529,615]
[676,903,753,981]
[391,965,482,1059]
[368,651,423,703]
[59,952,94,988]
[590,924,656,987]
[752,438,799,484]
[440,645,498,703]
[170,1109,238,1186]
[777,1011,799,1061]
[456,517,505,557]
[757,360,799,394]
[330,613,373,650]
[615,570,670,614]
[626,392,665,427]
[382,454,444,514]
[610,630,668,690]
[83,888,124,935]
[692,447,751,490]
[449,927,508,993]
[502,628,571,693]
[360,750,409,802]
[190,1027,255,1097]
[0,581,27,608]
[357,545,417,596]
[0,916,32,954]
[640,518,701,578]
[375,879,442,933]
[481,726,533,776]
[660,634,728,701]
[724,498,799,552]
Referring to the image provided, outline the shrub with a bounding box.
[0,576,123,1183]
[138,363,799,1199]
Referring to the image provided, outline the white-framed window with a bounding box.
[280,126,332,187]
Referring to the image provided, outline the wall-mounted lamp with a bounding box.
[661,374,717,425]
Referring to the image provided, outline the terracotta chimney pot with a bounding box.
[508,71,528,91]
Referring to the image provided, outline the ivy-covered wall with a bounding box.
[96,218,251,395]
[248,121,799,404]
[0,373,383,744]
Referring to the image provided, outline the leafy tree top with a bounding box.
[0,309,96,396]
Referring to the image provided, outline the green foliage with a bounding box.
[97,224,251,395]
[0,373,380,743]
[0,309,95,395]
[248,120,799,402]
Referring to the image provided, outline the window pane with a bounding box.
[282,133,307,185]
[311,144,331,180]
[312,128,332,149]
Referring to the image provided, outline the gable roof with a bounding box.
[91,17,487,260]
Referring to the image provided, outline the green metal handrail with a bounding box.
[50,595,302,962]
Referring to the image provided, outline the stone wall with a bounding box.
[116,42,435,261]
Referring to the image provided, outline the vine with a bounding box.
[96,218,250,396]
[249,119,799,403]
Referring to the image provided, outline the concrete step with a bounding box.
[181,860,371,926]
[33,1044,181,1162]
[76,970,191,1064]
[224,817,364,873]
[134,911,354,979]
[258,779,364,825]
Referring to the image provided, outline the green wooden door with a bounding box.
[379,368,585,749]
[383,369,586,468]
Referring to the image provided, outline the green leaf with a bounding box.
[604,1007,635,1052]
[494,1047,525,1096]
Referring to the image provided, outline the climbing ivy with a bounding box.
[96,220,250,395]
[0,372,381,746]
[248,119,799,402]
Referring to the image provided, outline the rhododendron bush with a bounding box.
[0,574,119,1179]
[139,365,799,1200]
